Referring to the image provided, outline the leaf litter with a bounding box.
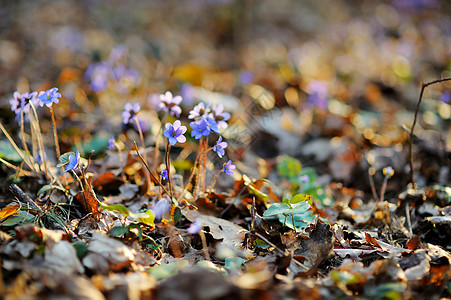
[0,0,451,299]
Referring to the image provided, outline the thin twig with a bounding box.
[134,142,172,196]
[409,76,451,188]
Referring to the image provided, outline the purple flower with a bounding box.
[187,219,202,234]
[189,117,220,139]
[64,151,80,172]
[223,160,235,176]
[213,136,228,158]
[86,62,110,92]
[107,136,115,150]
[239,71,254,85]
[164,120,187,146]
[188,102,210,121]
[210,104,230,130]
[9,91,38,115]
[160,169,168,180]
[305,80,328,110]
[122,102,140,124]
[190,119,209,139]
[159,91,183,117]
[440,91,450,104]
[108,45,128,63]
[38,87,61,107]
[113,66,141,94]
[153,198,171,220]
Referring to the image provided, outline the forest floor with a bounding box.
[0,1,450,299]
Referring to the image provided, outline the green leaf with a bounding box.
[0,210,35,226]
[148,260,189,280]
[57,152,74,167]
[79,134,111,154]
[291,194,312,205]
[73,241,88,259]
[172,206,182,224]
[108,226,130,237]
[0,140,23,162]
[288,201,311,215]
[37,184,67,195]
[280,213,315,230]
[134,209,155,227]
[277,155,302,179]
[100,203,130,217]
[263,203,292,217]
[224,257,246,271]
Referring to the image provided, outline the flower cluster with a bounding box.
[10,87,62,119]
[188,102,231,140]
[85,45,141,94]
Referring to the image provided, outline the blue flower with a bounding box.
[85,62,110,93]
[107,136,115,150]
[164,120,187,146]
[64,151,80,172]
[38,87,61,107]
[223,160,235,176]
[210,104,230,130]
[159,91,183,117]
[121,102,140,124]
[187,219,202,234]
[190,119,210,139]
[213,136,228,158]
[189,117,220,139]
[160,169,168,180]
[188,102,210,121]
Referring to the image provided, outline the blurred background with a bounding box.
[0,0,450,187]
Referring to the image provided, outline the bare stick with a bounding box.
[409,77,451,188]
[9,183,43,214]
